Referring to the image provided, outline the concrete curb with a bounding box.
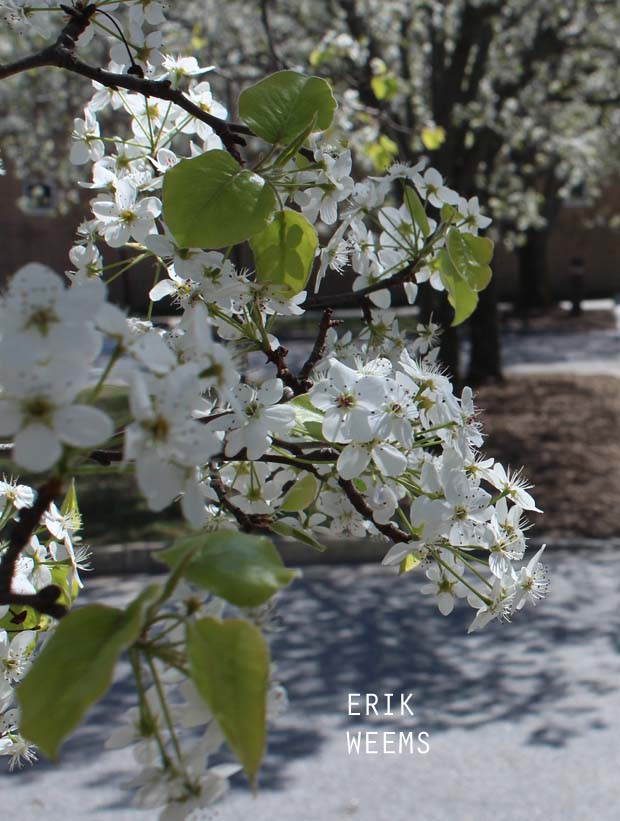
[88,536,620,575]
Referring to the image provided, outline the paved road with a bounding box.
[3,547,620,821]
[244,323,620,380]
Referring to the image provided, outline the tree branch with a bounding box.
[303,254,423,310]
[298,308,337,382]
[337,477,409,542]
[0,476,67,619]
[0,4,246,161]
[260,0,288,70]
[208,463,273,534]
[264,344,306,395]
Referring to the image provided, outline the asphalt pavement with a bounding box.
[4,547,620,821]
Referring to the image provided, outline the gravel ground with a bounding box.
[4,550,620,821]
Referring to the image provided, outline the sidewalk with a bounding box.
[6,549,620,821]
[500,300,620,376]
[248,300,620,380]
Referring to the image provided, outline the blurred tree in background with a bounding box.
[2,0,620,380]
[181,0,620,381]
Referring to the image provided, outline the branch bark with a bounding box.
[0,476,67,619]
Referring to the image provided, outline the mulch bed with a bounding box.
[476,374,620,540]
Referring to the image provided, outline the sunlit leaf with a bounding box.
[239,71,336,144]
[251,209,318,296]
[163,150,276,248]
[159,531,297,607]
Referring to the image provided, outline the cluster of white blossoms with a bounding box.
[0,263,113,472]
[0,1,549,816]
[0,477,86,770]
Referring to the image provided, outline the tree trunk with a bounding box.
[437,293,460,383]
[516,227,551,314]
[466,274,503,385]
[416,282,460,381]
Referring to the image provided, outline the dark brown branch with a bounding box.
[303,254,423,310]
[337,478,409,543]
[361,296,373,326]
[0,476,66,618]
[222,448,336,467]
[260,0,288,70]
[264,345,306,395]
[1,586,68,620]
[209,463,273,534]
[298,308,337,382]
[88,449,124,465]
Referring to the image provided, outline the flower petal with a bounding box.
[54,405,113,447]
[13,424,62,472]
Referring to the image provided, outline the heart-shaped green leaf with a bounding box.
[163,150,276,248]
[251,209,318,295]
[438,248,479,326]
[446,228,493,292]
[281,473,319,512]
[239,71,336,144]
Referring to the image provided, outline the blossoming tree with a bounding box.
[187,0,620,379]
[0,2,548,817]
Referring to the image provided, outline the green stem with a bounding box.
[146,653,185,765]
[130,649,172,769]
[433,550,490,604]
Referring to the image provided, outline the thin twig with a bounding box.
[0,587,68,620]
[264,345,306,395]
[337,477,410,542]
[260,0,288,70]
[298,308,336,383]
[208,463,272,534]
[0,476,67,618]
[303,257,422,310]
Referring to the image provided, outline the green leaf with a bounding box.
[187,617,269,785]
[404,187,430,238]
[399,553,422,574]
[17,588,158,759]
[438,248,479,326]
[274,114,317,169]
[446,228,493,292]
[308,46,327,68]
[270,520,326,552]
[289,394,326,440]
[250,209,318,296]
[371,74,400,101]
[239,71,336,144]
[440,203,458,223]
[158,531,297,607]
[364,134,399,172]
[0,607,49,633]
[461,232,494,290]
[60,479,79,521]
[163,150,276,248]
[421,126,446,150]
[50,563,76,608]
[281,473,319,512]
